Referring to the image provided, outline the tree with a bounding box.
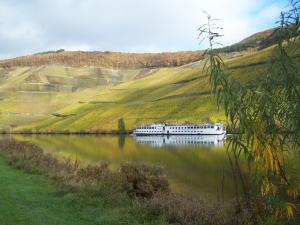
[118,118,126,134]
[199,0,300,220]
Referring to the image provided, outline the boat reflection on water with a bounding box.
[133,134,226,148]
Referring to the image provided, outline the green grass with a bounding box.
[0,155,170,225]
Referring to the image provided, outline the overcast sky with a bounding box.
[0,0,287,59]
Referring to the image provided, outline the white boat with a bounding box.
[133,123,226,135]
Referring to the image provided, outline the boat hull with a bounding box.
[133,123,226,136]
[133,131,226,136]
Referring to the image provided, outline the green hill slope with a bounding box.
[0,65,157,131]
[8,46,274,133]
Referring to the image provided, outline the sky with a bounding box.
[0,0,288,59]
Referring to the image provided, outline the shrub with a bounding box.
[74,162,110,182]
[0,140,76,177]
[150,192,227,225]
[71,161,122,191]
[120,161,170,198]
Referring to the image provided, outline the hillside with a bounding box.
[0,51,204,69]
[5,49,274,133]
[0,28,286,133]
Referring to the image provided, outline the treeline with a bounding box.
[34,49,65,55]
[0,50,204,69]
[216,40,257,53]
[217,28,276,53]
[259,24,300,49]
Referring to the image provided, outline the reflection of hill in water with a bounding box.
[133,135,226,148]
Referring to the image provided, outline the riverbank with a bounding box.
[0,156,171,225]
[0,139,229,225]
[0,139,298,225]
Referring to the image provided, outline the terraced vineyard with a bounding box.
[0,33,286,133]
[0,65,156,131]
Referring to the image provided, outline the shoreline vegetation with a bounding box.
[1,130,132,135]
[0,156,169,225]
[0,125,237,135]
[0,138,296,225]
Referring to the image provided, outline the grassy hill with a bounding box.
[0,29,283,133]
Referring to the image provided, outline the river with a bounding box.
[5,134,300,201]
[6,134,240,200]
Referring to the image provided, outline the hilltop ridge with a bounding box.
[0,51,204,69]
[0,27,280,69]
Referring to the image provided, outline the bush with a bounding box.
[119,161,170,198]
[0,140,76,177]
[150,192,227,225]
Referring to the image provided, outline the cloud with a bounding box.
[0,0,287,59]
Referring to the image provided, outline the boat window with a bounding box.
[211,126,214,129]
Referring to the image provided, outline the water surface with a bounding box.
[13,134,235,199]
